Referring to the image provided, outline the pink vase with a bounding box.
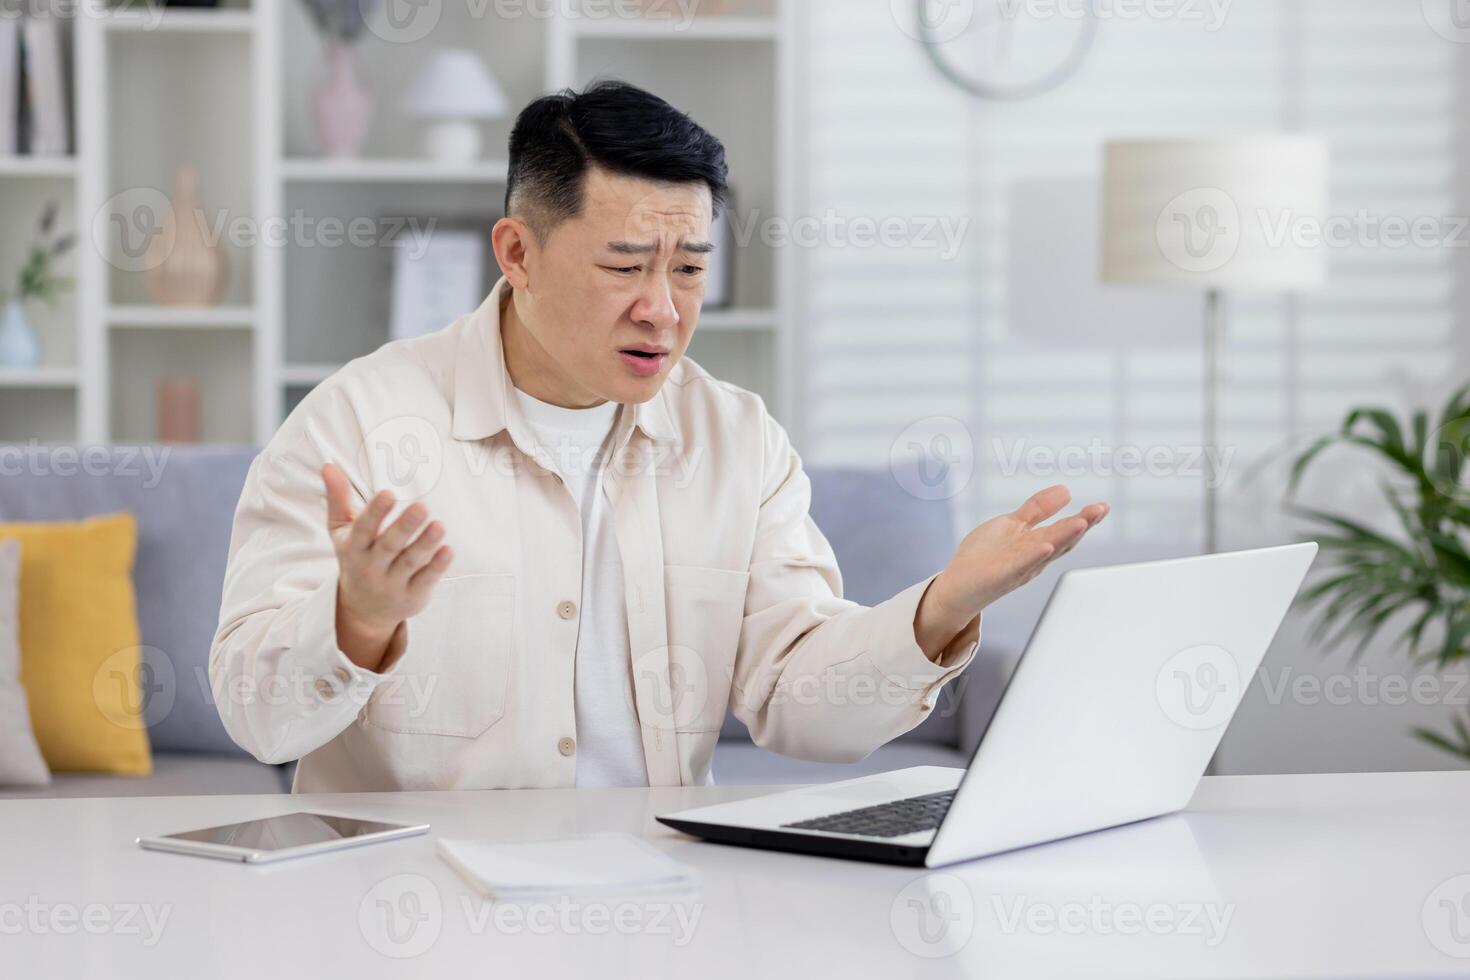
[313,42,372,158]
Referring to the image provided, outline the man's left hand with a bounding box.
[914,485,1109,661]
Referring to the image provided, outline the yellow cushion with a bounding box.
[1,513,152,775]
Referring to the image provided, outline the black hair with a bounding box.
[504,79,729,241]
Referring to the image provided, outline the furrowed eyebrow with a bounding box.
[605,239,716,255]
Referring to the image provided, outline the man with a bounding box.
[210,80,1107,793]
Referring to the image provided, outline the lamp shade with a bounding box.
[401,49,509,120]
[1101,135,1329,291]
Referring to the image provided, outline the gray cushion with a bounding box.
[712,739,969,785]
[0,445,257,755]
[0,752,288,799]
[720,463,963,746]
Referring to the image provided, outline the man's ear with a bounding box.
[491,216,536,290]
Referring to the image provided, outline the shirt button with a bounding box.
[314,677,339,698]
[333,666,351,684]
[557,600,577,620]
[558,736,576,757]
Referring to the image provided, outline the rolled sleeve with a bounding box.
[209,419,405,766]
[729,410,982,764]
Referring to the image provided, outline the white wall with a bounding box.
[795,0,1470,773]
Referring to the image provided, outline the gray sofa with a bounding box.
[0,445,1011,798]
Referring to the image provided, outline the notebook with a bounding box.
[436,833,699,900]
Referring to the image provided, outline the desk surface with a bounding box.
[3,770,1468,979]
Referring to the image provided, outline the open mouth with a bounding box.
[618,348,669,377]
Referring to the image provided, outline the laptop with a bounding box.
[657,542,1317,868]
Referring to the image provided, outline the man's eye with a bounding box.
[679,265,706,276]
[605,265,640,275]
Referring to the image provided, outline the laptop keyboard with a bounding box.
[781,789,957,838]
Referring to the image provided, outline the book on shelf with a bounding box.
[17,15,69,157]
[0,20,16,155]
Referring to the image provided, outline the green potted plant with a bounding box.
[1287,384,1470,763]
[0,200,74,370]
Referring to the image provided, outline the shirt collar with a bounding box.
[450,276,679,448]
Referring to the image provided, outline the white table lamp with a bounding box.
[401,49,509,164]
[1102,135,1329,552]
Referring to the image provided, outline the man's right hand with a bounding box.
[322,462,453,672]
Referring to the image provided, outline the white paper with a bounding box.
[437,833,699,900]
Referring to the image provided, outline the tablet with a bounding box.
[136,811,430,864]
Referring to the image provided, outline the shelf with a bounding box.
[102,8,256,34]
[281,363,340,386]
[570,16,778,40]
[699,308,778,330]
[0,156,77,179]
[108,305,255,329]
[281,158,511,184]
[0,366,78,389]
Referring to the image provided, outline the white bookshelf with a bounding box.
[2,0,795,445]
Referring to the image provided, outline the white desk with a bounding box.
[2,770,1468,978]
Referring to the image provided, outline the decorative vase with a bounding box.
[313,42,372,158]
[156,377,201,443]
[0,298,40,369]
[143,162,230,306]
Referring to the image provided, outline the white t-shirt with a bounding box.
[512,387,649,787]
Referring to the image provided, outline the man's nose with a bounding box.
[631,274,680,330]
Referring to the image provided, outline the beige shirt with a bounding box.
[209,277,981,793]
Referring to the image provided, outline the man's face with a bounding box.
[510,167,714,405]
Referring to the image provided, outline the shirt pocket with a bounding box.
[361,573,515,738]
[660,564,750,733]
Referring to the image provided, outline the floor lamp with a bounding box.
[1101,136,1329,553]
